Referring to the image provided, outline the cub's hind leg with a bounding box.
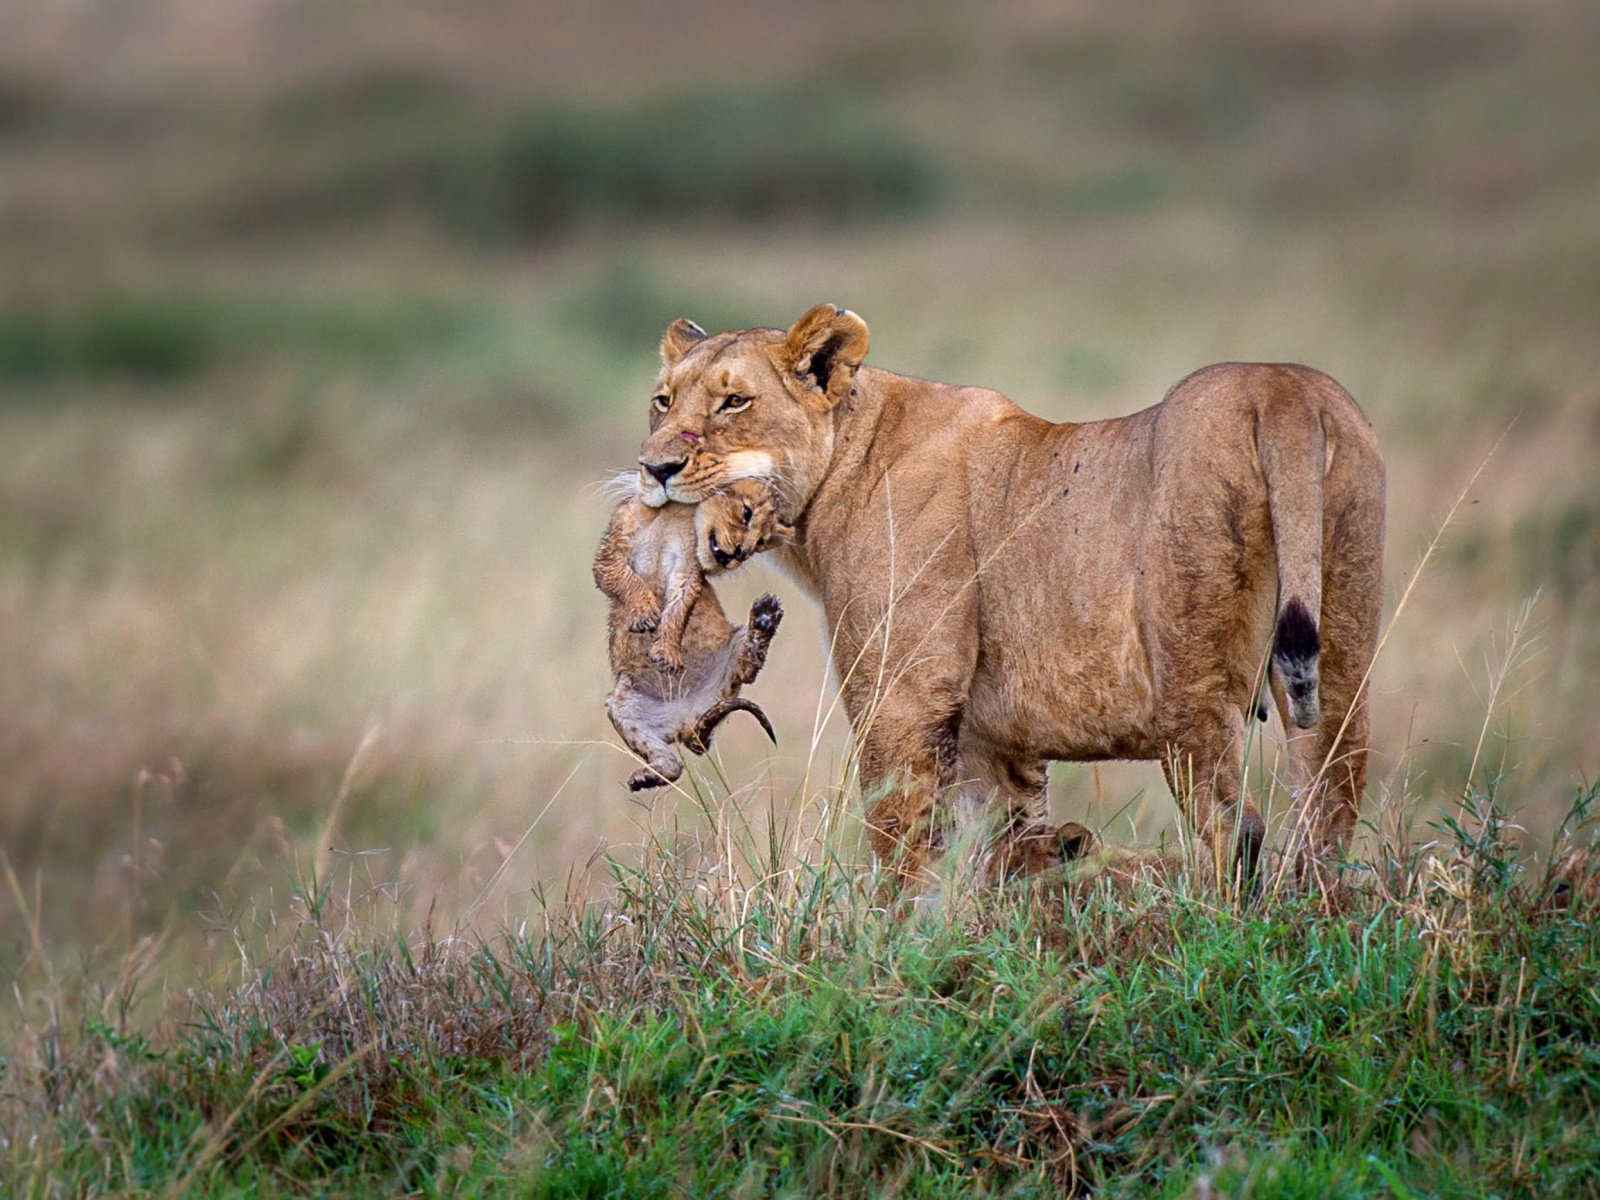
[605,680,683,791]
[729,594,784,687]
[678,594,785,757]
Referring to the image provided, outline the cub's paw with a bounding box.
[748,593,784,637]
[626,603,661,633]
[627,768,669,791]
[648,638,685,672]
[1055,822,1098,862]
[990,819,1100,884]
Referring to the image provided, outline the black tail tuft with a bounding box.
[1275,597,1320,662]
[1273,597,1321,729]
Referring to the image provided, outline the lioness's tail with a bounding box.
[1258,393,1326,729]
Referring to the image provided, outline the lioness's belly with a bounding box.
[961,417,1160,762]
[964,579,1158,762]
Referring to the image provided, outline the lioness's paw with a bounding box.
[749,593,784,636]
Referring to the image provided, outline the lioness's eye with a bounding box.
[719,393,752,414]
[652,394,671,413]
[741,504,753,523]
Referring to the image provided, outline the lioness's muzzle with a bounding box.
[642,458,687,486]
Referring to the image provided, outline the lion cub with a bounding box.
[593,478,791,791]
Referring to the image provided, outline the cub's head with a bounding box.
[636,304,870,517]
[694,478,796,573]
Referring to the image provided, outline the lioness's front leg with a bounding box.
[856,693,966,887]
[832,554,978,887]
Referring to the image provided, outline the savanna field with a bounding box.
[2,2,1599,1195]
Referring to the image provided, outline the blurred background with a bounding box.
[2,0,1596,963]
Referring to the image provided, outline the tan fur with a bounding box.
[636,305,1385,882]
[594,479,791,791]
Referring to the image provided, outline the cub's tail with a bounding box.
[1259,392,1326,729]
[685,697,777,754]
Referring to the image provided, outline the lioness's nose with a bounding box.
[642,458,687,486]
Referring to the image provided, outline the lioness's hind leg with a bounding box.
[1160,710,1264,889]
[605,683,684,790]
[1142,468,1274,885]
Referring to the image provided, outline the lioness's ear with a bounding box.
[782,304,869,407]
[661,318,709,367]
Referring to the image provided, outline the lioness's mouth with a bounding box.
[637,471,669,507]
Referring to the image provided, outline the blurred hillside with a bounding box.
[1,0,1597,959]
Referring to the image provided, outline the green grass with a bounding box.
[9,786,1600,1198]
[0,299,218,385]
[0,293,492,388]
[214,83,942,245]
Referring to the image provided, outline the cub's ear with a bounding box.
[660,318,709,367]
[781,304,869,406]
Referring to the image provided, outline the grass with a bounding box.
[0,299,217,385]
[7,777,1600,1197]
[0,293,492,388]
[212,83,942,245]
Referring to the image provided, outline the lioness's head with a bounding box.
[694,478,795,573]
[636,304,870,517]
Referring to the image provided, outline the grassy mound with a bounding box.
[7,787,1599,1198]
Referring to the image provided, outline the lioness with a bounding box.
[634,306,1384,883]
[594,478,790,791]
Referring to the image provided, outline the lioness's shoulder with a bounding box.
[870,367,1021,426]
